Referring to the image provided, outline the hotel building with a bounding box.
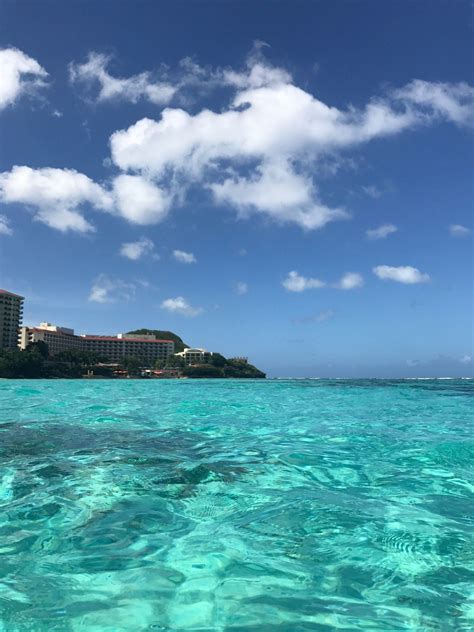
[19,323,83,356]
[176,347,213,365]
[0,289,24,350]
[19,323,174,365]
[80,334,174,364]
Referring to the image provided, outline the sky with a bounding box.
[0,0,472,377]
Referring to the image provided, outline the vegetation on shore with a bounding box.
[157,352,266,378]
[0,345,113,379]
[0,335,266,379]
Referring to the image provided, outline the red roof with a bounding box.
[0,289,24,299]
[81,335,174,343]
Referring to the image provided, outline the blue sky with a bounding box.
[0,1,472,377]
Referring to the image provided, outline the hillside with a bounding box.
[183,359,266,379]
[126,330,266,378]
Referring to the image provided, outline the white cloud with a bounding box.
[282,271,326,292]
[362,184,382,199]
[109,55,472,231]
[109,83,435,179]
[460,355,472,364]
[0,167,172,233]
[211,159,348,230]
[449,224,471,237]
[335,272,364,290]
[0,166,112,232]
[119,237,154,260]
[70,43,292,108]
[69,52,177,105]
[0,215,12,236]
[112,175,170,225]
[88,274,138,303]
[222,42,292,89]
[161,296,202,317]
[235,281,248,295]
[173,249,196,264]
[3,51,472,236]
[366,223,398,240]
[373,265,430,284]
[0,48,48,111]
[283,270,363,291]
[394,80,474,127]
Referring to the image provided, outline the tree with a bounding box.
[55,349,107,366]
[165,354,185,368]
[0,349,45,378]
[211,352,226,367]
[154,358,166,369]
[26,340,49,359]
[121,355,143,376]
[182,365,224,378]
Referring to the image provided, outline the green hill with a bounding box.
[126,330,266,378]
[126,329,188,352]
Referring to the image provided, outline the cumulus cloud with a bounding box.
[0,48,48,111]
[0,166,112,232]
[366,223,398,240]
[161,296,202,317]
[119,237,154,260]
[282,271,326,292]
[283,270,363,291]
[449,224,471,237]
[88,274,138,303]
[173,249,196,264]
[211,160,348,230]
[0,215,12,235]
[235,281,248,295]
[3,50,473,235]
[69,52,177,105]
[335,272,364,290]
[109,51,473,231]
[112,175,170,225]
[373,265,430,284]
[0,167,173,233]
[460,355,472,364]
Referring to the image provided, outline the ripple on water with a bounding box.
[0,377,472,631]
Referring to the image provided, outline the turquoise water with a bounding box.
[0,379,473,631]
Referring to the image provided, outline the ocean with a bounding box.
[0,378,472,631]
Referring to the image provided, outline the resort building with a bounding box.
[19,323,83,355]
[19,322,175,365]
[80,335,174,364]
[176,347,213,365]
[0,289,24,350]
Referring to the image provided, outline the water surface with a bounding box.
[0,378,473,631]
